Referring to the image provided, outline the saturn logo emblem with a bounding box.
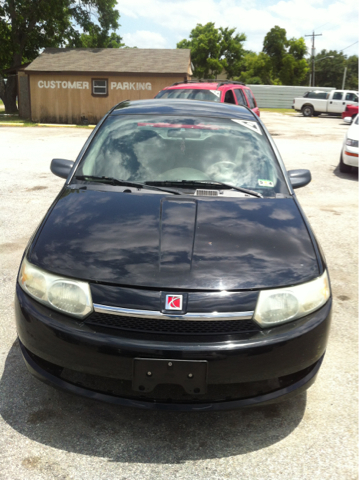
[165,295,183,310]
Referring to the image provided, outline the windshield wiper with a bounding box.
[147,180,263,198]
[200,181,263,198]
[73,175,182,195]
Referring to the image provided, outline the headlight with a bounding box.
[253,270,330,328]
[18,257,93,318]
[346,138,358,147]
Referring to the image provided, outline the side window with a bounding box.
[224,90,236,104]
[308,92,328,99]
[92,79,108,97]
[332,92,343,100]
[234,89,246,105]
[346,93,358,102]
[244,89,256,108]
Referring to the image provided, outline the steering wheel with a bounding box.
[207,161,237,180]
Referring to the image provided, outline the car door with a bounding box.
[222,89,236,104]
[233,88,248,107]
[328,91,347,113]
[344,92,358,109]
[242,88,260,116]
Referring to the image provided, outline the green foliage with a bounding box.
[313,50,358,89]
[235,52,274,84]
[68,29,125,49]
[280,56,308,85]
[287,37,307,60]
[0,0,121,112]
[180,23,310,86]
[0,0,121,68]
[263,26,287,74]
[346,55,359,90]
[177,23,246,79]
[217,27,246,79]
[262,26,309,85]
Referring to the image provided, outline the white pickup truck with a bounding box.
[292,90,358,117]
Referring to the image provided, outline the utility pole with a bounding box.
[305,31,322,87]
[342,67,347,90]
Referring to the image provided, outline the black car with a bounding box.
[15,99,332,411]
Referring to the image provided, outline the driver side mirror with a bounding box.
[51,158,74,179]
[288,169,311,189]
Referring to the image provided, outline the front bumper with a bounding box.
[15,284,332,411]
[343,146,359,167]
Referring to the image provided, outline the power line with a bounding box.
[339,41,358,53]
[312,22,331,31]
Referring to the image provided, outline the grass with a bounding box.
[0,112,36,126]
[260,108,296,115]
[0,112,94,128]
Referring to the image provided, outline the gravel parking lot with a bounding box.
[0,112,357,480]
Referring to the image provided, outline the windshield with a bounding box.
[156,89,221,103]
[76,115,289,197]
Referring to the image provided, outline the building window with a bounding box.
[92,79,108,97]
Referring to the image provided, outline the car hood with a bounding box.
[29,187,319,290]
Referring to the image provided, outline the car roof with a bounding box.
[163,82,247,90]
[110,99,256,121]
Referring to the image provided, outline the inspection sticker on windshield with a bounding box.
[231,119,262,135]
[258,179,274,187]
[210,90,221,98]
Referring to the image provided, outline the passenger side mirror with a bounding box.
[51,158,74,179]
[288,169,311,189]
[343,117,352,124]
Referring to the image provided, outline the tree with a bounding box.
[346,55,359,90]
[279,55,308,86]
[177,23,246,79]
[236,52,275,85]
[218,27,246,79]
[314,50,358,89]
[262,26,309,85]
[263,26,287,76]
[68,29,125,49]
[0,0,120,113]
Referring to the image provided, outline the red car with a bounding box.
[155,81,260,117]
[342,104,358,121]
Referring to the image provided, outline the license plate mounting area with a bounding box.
[132,358,208,394]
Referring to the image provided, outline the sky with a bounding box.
[117,0,359,57]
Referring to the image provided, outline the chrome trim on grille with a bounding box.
[93,304,253,321]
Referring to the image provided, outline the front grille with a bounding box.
[85,312,260,335]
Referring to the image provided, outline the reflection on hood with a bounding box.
[29,188,319,290]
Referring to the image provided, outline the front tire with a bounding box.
[339,153,352,173]
[302,105,314,117]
